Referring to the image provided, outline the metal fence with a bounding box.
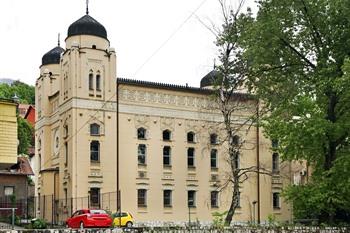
[0,191,119,226]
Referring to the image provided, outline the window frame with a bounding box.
[187,131,195,143]
[162,129,171,141]
[272,153,279,172]
[210,149,218,168]
[210,133,218,145]
[4,186,14,196]
[96,74,101,91]
[187,190,196,207]
[90,188,100,207]
[163,146,171,166]
[90,140,100,162]
[273,192,280,209]
[137,189,147,207]
[90,123,100,136]
[163,190,172,207]
[137,127,147,140]
[210,191,218,208]
[89,73,94,90]
[187,147,195,167]
[138,144,147,165]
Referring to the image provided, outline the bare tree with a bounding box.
[207,0,270,225]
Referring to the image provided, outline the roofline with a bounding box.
[117,78,214,95]
[24,105,35,119]
[116,77,254,99]
[39,167,59,173]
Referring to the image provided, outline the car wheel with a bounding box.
[80,222,84,229]
[126,221,133,228]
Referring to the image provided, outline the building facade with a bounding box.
[0,99,18,169]
[35,9,300,225]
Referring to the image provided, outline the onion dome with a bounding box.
[41,46,64,66]
[200,70,219,88]
[67,14,107,39]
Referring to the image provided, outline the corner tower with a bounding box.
[60,10,117,206]
[35,8,117,223]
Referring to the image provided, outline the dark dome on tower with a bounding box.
[41,46,65,66]
[67,14,107,39]
[200,70,219,88]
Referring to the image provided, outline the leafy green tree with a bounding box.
[17,116,34,155]
[0,80,35,104]
[240,0,350,223]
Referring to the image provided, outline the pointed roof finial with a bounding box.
[213,58,216,69]
[58,33,60,47]
[86,0,89,15]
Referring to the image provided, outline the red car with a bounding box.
[65,209,112,229]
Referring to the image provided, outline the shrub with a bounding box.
[30,218,47,229]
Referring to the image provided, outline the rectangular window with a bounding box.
[138,189,147,207]
[187,148,195,167]
[138,144,146,165]
[210,149,217,168]
[163,146,171,166]
[90,188,100,207]
[163,190,172,207]
[188,190,196,207]
[273,192,280,209]
[4,186,14,196]
[210,191,218,208]
[272,153,279,172]
[64,188,68,207]
[65,142,68,166]
[90,141,100,162]
[96,75,101,91]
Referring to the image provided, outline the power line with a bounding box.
[133,0,208,77]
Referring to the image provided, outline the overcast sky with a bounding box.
[0,0,256,87]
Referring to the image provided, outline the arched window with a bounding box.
[163,130,171,141]
[90,123,100,136]
[89,72,94,90]
[137,127,146,139]
[90,141,100,162]
[96,73,101,91]
[210,133,218,144]
[187,131,195,143]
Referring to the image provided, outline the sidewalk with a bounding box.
[0,222,24,230]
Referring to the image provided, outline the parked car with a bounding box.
[112,212,134,227]
[65,209,112,229]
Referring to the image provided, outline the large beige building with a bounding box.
[35,9,301,225]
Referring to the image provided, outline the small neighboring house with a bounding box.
[18,104,30,119]
[0,157,35,218]
[24,105,35,126]
[0,157,34,199]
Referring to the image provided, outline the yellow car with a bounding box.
[112,212,134,227]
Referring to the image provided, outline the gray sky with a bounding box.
[0,0,256,87]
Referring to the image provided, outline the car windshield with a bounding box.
[90,209,106,214]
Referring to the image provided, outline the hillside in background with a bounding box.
[0,80,35,104]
